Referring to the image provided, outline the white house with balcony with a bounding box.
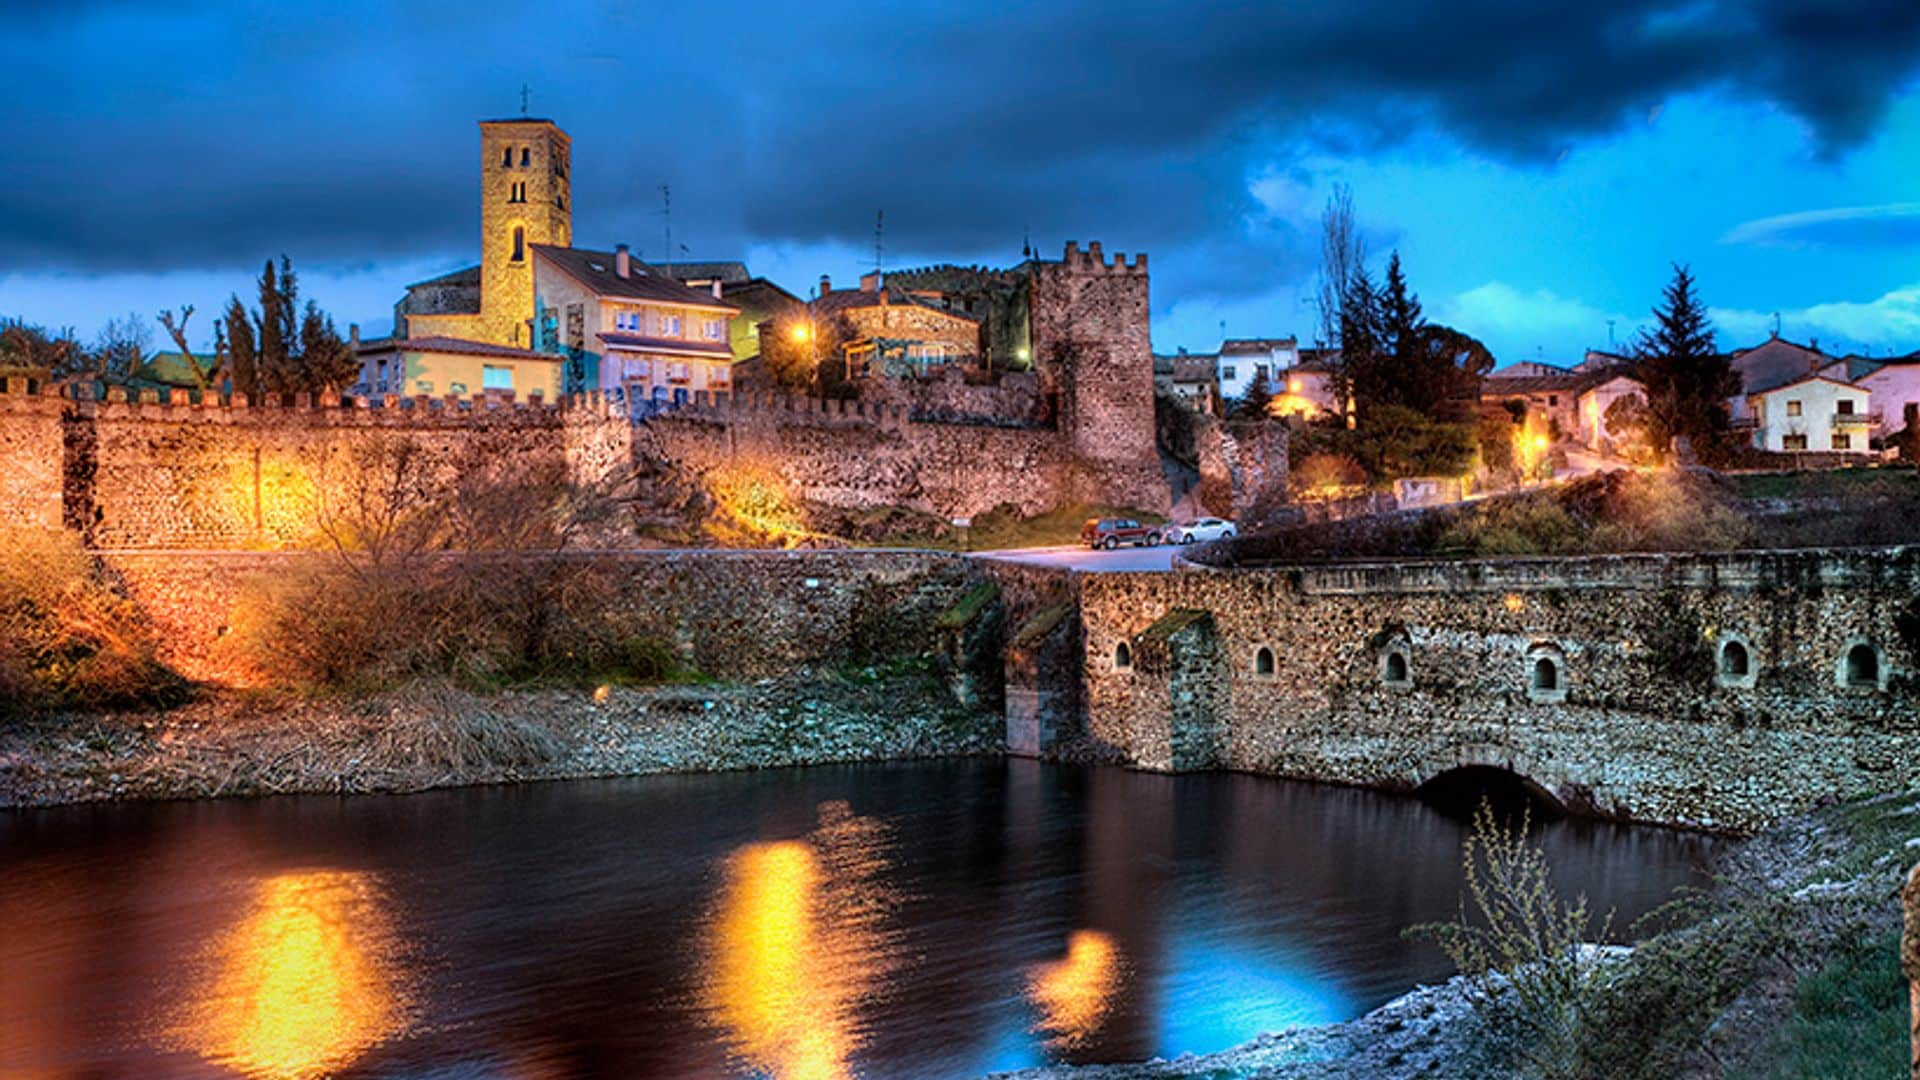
[1745,374,1876,454]
[532,243,740,408]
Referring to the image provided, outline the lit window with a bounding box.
[1783,434,1808,450]
[482,365,513,391]
[1833,433,1851,450]
[1786,399,1802,417]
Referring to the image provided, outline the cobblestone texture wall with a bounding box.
[103,549,979,687]
[1080,549,1920,831]
[0,380,65,529]
[1030,242,1167,512]
[644,393,1075,520]
[0,383,632,549]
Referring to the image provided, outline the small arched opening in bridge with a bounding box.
[1716,636,1757,689]
[1417,765,1567,823]
[1253,645,1276,678]
[1525,644,1567,704]
[1841,641,1881,690]
[1112,641,1133,671]
[1382,649,1410,687]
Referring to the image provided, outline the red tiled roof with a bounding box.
[534,245,739,311]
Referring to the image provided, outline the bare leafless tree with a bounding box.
[1315,183,1364,352]
[158,305,223,390]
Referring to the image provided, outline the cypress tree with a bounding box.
[1633,265,1736,462]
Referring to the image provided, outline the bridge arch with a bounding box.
[1412,746,1571,820]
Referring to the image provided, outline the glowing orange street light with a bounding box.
[1530,435,1549,453]
[790,323,811,343]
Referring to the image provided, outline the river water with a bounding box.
[0,759,1721,1079]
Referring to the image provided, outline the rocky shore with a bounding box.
[0,670,1000,809]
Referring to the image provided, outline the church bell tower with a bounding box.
[477,118,572,347]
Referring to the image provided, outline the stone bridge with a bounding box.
[991,547,1920,833]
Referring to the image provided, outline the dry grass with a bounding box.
[0,527,187,716]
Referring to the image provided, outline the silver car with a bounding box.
[1160,517,1237,545]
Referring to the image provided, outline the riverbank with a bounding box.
[0,669,1001,809]
[998,788,1920,1080]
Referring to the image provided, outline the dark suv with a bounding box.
[1081,518,1155,550]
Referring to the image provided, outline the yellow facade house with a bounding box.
[354,336,563,400]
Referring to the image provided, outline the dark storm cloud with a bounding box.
[4,0,1919,301]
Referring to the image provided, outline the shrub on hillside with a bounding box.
[0,528,186,715]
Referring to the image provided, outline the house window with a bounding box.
[511,226,525,262]
[1786,400,1802,417]
[1113,641,1132,670]
[660,315,683,336]
[1832,433,1852,450]
[1783,434,1808,451]
[703,319,725,341]
[450,381,468,395]
[520,147,531,166]
[482,365,513,391]
[501,146,513,167]
[1222,365,1237,381]
[1253,646,1275,677]
[1837,399,1855,415]
[415,380,433,393]
[1548,395,1558,406]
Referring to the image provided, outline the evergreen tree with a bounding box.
[1232,369,1276,420]
[1633,265,1735,462]
[255,258,287,391]
[298,300,359,392]
[224,295,258,398]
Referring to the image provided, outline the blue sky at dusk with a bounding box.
[4,0,1919,366]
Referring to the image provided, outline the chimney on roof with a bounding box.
[819,273,832,297]
[349,323,360,349]
[711,280,722,300]
[615,244,631,279]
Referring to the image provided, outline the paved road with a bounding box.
[973,543,1180,572]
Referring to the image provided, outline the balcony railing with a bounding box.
[1832,410,1881,427]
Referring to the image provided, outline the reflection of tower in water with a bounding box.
[175,870,413,1080]
[701,800,898,1080]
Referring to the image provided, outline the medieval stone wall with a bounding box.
[0,382,632,550]
[0,379,66,529]
[1078,548,1920,831]
[642,392,1074,520]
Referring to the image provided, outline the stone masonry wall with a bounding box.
[1030,242,1167,512]
[103,548,979,687]
[0,379,65,529]
[643,393,1074,521]
[0,382,632,550]
[1078,549,1920,831]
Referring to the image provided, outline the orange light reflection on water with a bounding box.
[178,869,411,1080]
[702,802,894,1080]
[1028,930,1124,1050]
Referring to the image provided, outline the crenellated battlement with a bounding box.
[1055,240,1148,274]
[657,390,912,432]
[4,378,629,428]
